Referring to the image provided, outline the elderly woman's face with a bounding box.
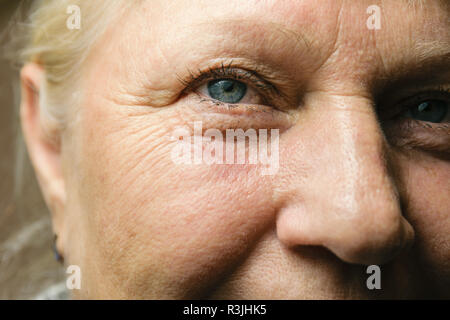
[54,0,449,298]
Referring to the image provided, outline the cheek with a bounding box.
[76,100,276,297]
[401,155,450,280]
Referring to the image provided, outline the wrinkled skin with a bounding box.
[21,0,449,299]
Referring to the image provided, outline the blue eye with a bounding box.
[405,100,448,123]
[207,79,247,104]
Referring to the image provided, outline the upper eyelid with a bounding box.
[400,90,450,111]
[379,88,450,120]
[177,64,281,96]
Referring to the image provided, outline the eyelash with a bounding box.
[177,62,280,103]
[393,86,450,131]
[396,86,450,112]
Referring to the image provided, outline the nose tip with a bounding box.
[276,202,415,265]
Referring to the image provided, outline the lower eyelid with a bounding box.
[195,93,277,115]
[393,118,450,134]
[384,119,450,152]
[183,93,294,130]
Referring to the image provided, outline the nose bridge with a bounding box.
[275,94,414,265]
[325,97,394,219]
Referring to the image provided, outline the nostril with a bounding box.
[325,215,415,265]
[328,241,401,265]
[288,244,342,263]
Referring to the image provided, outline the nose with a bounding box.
[275,94,415,265]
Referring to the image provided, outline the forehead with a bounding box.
[131,0,449,46]
[122,1,448,64]
[87,0,449,102]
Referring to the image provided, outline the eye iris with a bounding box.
[207,79,247,103]
[409,100,448,123]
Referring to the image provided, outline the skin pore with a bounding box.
[21,0,449,298]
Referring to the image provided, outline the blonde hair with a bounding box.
[0,1,133,298]
[8,0,132,134]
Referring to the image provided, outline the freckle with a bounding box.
[424,165,437,177]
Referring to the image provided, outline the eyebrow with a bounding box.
[410,40,450,69]
[372,45,450,111]
[376,47,450,92]
[192,19,313,54]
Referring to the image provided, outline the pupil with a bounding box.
[417,102,430,113]
[223,81,234,92]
